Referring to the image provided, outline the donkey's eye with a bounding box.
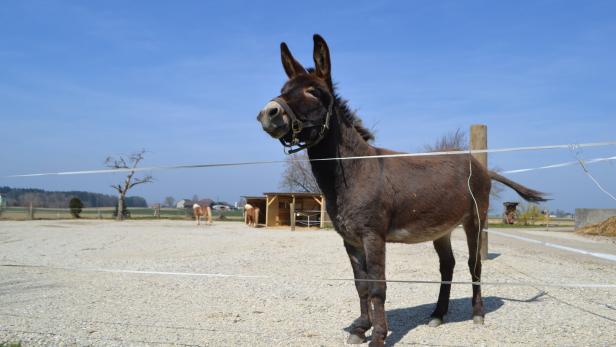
[305,87,318,98]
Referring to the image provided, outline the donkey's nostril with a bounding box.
[268,107,280,117]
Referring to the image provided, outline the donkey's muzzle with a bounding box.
[257,101,289,139]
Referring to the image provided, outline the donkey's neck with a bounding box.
[307,103,374,202]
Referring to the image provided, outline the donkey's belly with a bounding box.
[386,224,458,244]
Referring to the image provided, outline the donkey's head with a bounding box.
[257,34,335,153]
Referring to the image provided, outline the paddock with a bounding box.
[1,219,615,346]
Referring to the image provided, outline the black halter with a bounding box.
[272,96,333,154]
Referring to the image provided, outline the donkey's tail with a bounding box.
[489,171,548,202]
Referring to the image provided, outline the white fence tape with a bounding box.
[501,155,616,174]
[487,230,616,263]
[4,140,616,178]
[1,264,615,289]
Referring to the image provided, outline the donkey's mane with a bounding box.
[334,95,375,143]
[306,67,375,143]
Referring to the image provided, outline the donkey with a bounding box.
[257,35,545,347]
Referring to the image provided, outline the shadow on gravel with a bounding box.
[344,296,505,346]
[385,296,505,346]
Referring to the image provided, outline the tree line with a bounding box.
[0,186,147,208]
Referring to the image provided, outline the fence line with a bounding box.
[571,151,616,203]
[501,154,616,174]
[2,141,615,288]
[4,140,616,178]
[486,229,616,263]
[0,206,242,221]
[1,263,615,289]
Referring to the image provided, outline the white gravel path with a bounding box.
[1,220,615,346]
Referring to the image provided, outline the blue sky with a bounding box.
[1,1,615,212]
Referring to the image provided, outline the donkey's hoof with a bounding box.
[473,315,485,325]
[368,338,385,347]
[347,333,366,344]
[428,317,443,327]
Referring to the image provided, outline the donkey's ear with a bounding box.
[280,42,306,79]
[313,34,332,88]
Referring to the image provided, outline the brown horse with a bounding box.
[244,204,260,227]
[257,35,546,346]
[193,203,212,225]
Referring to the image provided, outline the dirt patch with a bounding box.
[2,220,616,346]
[576,216,616,236]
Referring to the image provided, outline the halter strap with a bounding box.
[271,96,333,154]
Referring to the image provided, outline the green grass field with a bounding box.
[487,217,574,228]
[0,207,573,227]
[0,342,22,347]
[0,207,243,221]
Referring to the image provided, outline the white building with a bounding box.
[176,199,192,209]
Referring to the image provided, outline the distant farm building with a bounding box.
[175,199,193,209]
[212,204,233,211]
[502,202,519,224]
[243,192,328,229]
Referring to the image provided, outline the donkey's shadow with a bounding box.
[387,296,505,345]
[345,296,507,346]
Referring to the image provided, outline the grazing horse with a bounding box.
[257,35,546,347]
[193,203,212,225]
[244,204,260,227]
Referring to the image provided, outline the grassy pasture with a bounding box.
[0,207,243,221]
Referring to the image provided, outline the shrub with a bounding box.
[69,197,84,218]
[518,203,542,225]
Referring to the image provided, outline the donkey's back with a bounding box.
[376,151,492,244]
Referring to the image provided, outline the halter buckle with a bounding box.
[291,119,303,134]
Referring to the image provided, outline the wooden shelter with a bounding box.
[264,192,327,230]
[243,192,327,229]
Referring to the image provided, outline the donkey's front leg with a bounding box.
[363,234,387,347]
[344,241,371,344]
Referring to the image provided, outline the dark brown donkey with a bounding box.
[257,35,546,347]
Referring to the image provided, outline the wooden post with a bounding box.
[470,124,488,260]
[319,196,326,229]
[266,195,278,227]
[290,195,296,231]
[28,202,34,220]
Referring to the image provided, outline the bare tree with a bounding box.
[279,152,320,193]
[163,196,175,208]
[105,149,153,221]
[19,192,43,207]
[424,128,468,152]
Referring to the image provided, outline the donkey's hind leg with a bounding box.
[463,215,486,324]
[343,241,372,344]
[429,233,455,327]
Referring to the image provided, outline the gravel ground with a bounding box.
[1,220,615,346]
